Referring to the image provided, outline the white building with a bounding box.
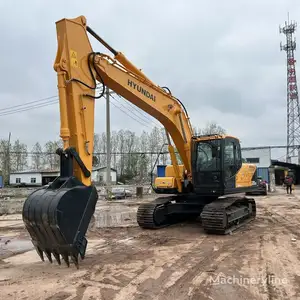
[91,167,117,184]
[9,169,59,187]
[9,166,117,187]
[241,148,272,184]
[241,148,272,168]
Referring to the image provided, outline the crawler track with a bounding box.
[137,197,175,229]
[137,196,256,235]
[137,196,203,229]
[201,197,256,234]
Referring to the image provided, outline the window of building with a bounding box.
[16,178,21,183]
[100,175,103,182]
[31,178,36,183]
[246,158,260,164]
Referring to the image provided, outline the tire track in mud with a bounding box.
[68,232,207,300]
[68,220,262,299]
[261,206,300,238]
[72,234,230,299]
[102,238,210,300]
[186,216,296,300]
[155,239,230,300]
[257,205,300,300]
[133,224,259,300]
[179,228,263,300]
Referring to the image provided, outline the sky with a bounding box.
[1,0,299,161]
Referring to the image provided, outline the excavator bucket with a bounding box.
[22,176,98,268]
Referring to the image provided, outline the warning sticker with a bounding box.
[70,49,78,68]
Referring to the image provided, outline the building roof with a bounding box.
[10,169,59,175]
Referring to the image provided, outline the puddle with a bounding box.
[0,236,33,259]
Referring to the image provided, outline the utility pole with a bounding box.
[4,132,11,185]
[7,132,11,178]
[106,87,111,191]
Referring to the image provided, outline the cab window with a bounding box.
[224,139,236,178]
[196,141,221,171]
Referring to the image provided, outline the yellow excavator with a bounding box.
[22,16,259,268]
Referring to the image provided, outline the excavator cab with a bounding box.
[191,135,243,196]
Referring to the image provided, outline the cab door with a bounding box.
[192,138,223,196]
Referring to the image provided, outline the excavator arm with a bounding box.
[22,15,194,268]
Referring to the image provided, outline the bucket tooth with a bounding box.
[45,250,53,263]
[62,253,70,267]
[53,251,61,265]
[22,176,99,268]
[71,253,79,269]
[34,246,44,262]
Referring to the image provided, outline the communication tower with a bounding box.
[280,16,300,163]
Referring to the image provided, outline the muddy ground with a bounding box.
[1,187,300,299]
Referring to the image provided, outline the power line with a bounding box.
[0,100,58,117]
[114,93,162,128]
[109,94,155,128]
[109,98,153,129]
[0,95,58,112]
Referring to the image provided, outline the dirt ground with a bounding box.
[1,187,300,300]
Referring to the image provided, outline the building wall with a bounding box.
[257,167,270,182]
[9,168,117,186]
[9,172,42,186]
[91,170,99,182]
[99,169,117,183]
[92,168,117,184]
[241,148,271,168]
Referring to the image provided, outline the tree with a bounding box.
[111,131,118,169]
[159,128,168,165]
[100,132,107,167]
[0,139,10,184]
[93,133,101,167]
[138,131,150,181]
[197,121,226,135]
[31,142,43,170]
[43,140,61,170]
[149,126,163,170]
[11,139,28,171]
[123,130,138,179]
[118,129,125,176]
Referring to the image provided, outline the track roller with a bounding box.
[137,197,172,229]
[200,196,256,234]
[137,196,205,229]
